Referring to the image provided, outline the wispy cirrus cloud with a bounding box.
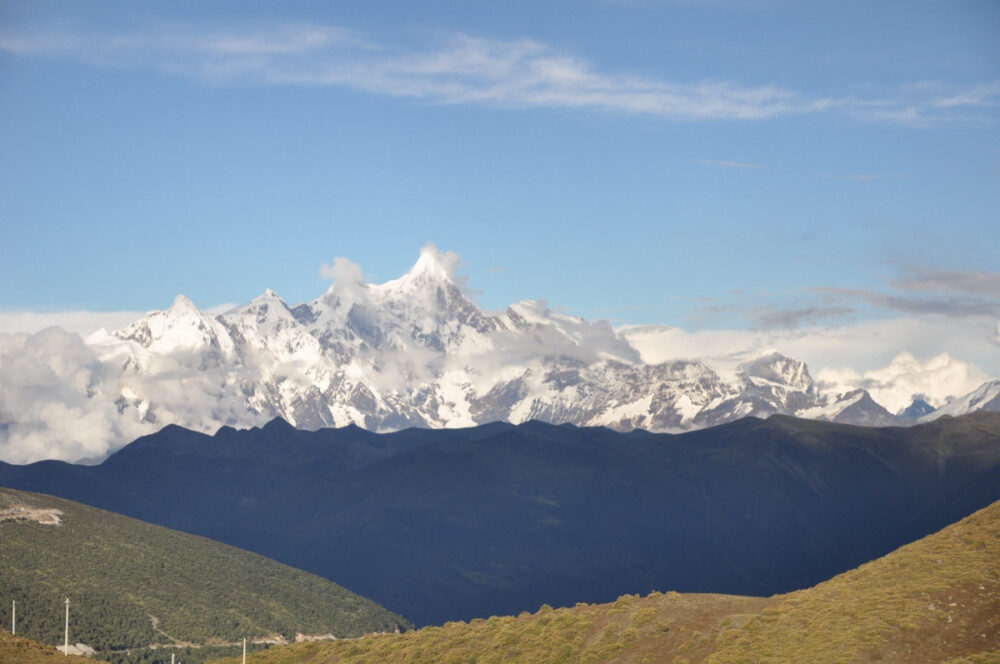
[891,268,1000,297]
[809,268,1000,320]
[752,305,857,330]
[836,81,1000,126]
[2,22,997,124]
[682,267,1000,333]
[809,286,1000,319]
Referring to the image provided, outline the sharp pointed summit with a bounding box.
[377,244,462,293]
[167,294,199,313]
[408,244,459,281]
[106,293,237,358]
[255,289,283,302]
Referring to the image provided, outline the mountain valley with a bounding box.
[3,412,999,627]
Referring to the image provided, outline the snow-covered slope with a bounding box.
[796,389,898,427]
[921,378,1000,421]
[2,246,997,463]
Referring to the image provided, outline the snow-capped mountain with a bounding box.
[78,247,906,433]
[797,389,898,428]
[1,246,997,463]
[921,378,1000,421]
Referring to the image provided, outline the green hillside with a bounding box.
[0,488,409,664]
[212,500,1000,664]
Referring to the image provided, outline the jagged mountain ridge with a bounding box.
[77,246,990,447]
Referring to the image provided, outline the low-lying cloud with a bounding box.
[0,329,152,464]
[815,351,988,414]
[0,309,148,337]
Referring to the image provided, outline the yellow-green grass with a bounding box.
[707,498,1000,663]
[0,628,105,664]
[213,592,770,664]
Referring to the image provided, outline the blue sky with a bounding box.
[1,1,998,385]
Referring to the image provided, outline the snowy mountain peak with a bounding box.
[380,244,461,293]
[111,294,236,356]
[256,289,282,301]
[243,289,289,311]
[795,388,896,427]
[168,294,199,314]
[830,389,897,426]
[740,351,815,394]
[410,244,459,281]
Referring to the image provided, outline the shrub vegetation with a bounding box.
[0,488,408,664]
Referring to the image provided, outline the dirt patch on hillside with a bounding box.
[0,506,63,525]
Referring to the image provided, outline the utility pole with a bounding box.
[243,637,247,664]
[64,598,69,656]
[11,599,14,634]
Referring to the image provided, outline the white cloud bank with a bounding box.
[0,310,148,337]
[624,315,995,372]
[0,323,279,464]
[816,352,987,414]
[623,311,998,413]
[2,22,997,125]
[0,329,154,464]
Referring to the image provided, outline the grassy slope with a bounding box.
[0,629,90,664]
[707,496,1000,663]
[213,500,1000,664]
[0,488,409,657]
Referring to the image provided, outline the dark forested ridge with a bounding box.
[0,488,408,663]
[2,412,1000,626]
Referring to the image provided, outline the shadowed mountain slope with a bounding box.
[2,413,999,626]
[211,499,1000,664]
